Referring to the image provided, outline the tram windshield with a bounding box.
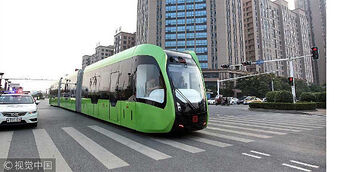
[167,53,205,103]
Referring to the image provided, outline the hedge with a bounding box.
[249,102,316,110]
[316,102,326,109]
[265,91,277,102]
[300,92,316,102]
[314,92,326,102]
[274,90,293,103]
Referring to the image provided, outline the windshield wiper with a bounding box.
[175,88,197,112]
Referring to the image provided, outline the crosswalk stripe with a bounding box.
[89,125,171,160]
[152,138,205,153]
[210,120,301,132]
[282,163,311,172]
[198,130,254,143]
[209,122,286,135]
[211,118,312,131]
[33,129,72,172]
[0,131,13,158]
[190,137,232,147]
[207,127,272,138]
[214,116,325,128]
[242,153,261,159]
[290,160,319,168]
[216,115,326,125]
[62,127,129,169]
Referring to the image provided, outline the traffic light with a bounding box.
[311,47,319,60]
[221,64,230,69]
[288,77,294,86]
[242,61,252,66]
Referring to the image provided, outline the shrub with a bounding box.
[274,90,293,103]
[316,102,326,109]
[249,102,316,110]
[314,92,326,102]
[265,91,277,102]
[300,92,316,102]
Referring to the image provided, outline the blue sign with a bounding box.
[256,59,264,65]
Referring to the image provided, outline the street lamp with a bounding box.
[0,72,4,90]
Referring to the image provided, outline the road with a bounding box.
[0,100,326,172]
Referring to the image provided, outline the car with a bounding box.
[0,94,39,127]
[208,98,216,105]
[237,96,247,105]
[243,96,262,105]
[229,98,239,105]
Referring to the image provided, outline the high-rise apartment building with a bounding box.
[136,0,246,70]
[242,0,313,83]
[114,30,136,54]
[81,45,114,69]
[295,0,326,85]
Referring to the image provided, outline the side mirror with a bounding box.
[35,101,40,105]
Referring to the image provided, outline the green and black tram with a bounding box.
[49,44,208,133]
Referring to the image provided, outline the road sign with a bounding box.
[255,60,264,65]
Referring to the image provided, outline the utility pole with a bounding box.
[271,79,274,91]
[289,59,296,103]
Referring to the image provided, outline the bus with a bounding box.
[49,44,208,133]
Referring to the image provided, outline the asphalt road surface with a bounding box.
[0,100,326,172]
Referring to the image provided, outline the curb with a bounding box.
[248,108,325,116]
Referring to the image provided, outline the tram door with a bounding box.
[109,71,121,123]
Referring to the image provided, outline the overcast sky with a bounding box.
[0,0,294,92]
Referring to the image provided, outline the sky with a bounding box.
[0,0,294,92]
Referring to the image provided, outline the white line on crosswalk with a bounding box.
[290,160,319,168]
[190,137,232,147]
[224,118,323,129]
[33,129,72,172]
[214,116,325,128]
[207,127,272,138]
[250,150,270,157]
[209,120,301,132]
[89,125,171,160]
[0,131,13,158]
[209,122,286,135]
[282,163,311,172]
[62,127,129,169]
[242,153,261,159]
[198,130,254,143]
[211,118,312,131]
[152,138,205,153]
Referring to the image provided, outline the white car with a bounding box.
[207,99,215,105]
[0,94,39,127]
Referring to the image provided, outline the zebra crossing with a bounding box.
[0,114,325,170]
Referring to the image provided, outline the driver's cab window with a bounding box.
[136,64,164,103]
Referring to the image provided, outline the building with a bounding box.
[114,30,136,54]
[295,0,326,85]
[136,0,247,91]
[242,0,314,83]
[81,45,114,69]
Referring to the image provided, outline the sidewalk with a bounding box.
[249,108,326,116]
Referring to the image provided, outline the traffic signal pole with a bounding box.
[289,59,297,103]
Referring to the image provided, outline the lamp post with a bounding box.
[0,72,4,90]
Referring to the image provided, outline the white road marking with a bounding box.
[210,119,301,132]
[62,127,129,169]
[209,122,286,135]
[0,131,13,158]
[152,138,204,153]
[190,137,232,147]
[282,163,311,172]
[207,127,272,138]
[250,150,270,157]
[198,130,254,143]
[33,129,72,172]
[242,153,261,159]
[89,125,171,160]
[290,160,319,168]
[211,118,311,131]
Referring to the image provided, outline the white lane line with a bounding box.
[62,127,129,169]
[190,137,232,148]
[282,163,311,172]
[0,131,13,158]
[216,117,324,128]
[211,118,311,131]
[250,150,270,157]
[207,127,272,138]
[290,160,319,168]
[89,125,171,160]
[209,122,286,135]
[242,153,261,159]
[152,138,204,153]
[198,130,254,143]
[210,119,301,132]
[33,129,72,172]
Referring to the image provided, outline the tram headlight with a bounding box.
[177,102,182,112]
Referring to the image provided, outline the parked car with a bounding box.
[230,98,239,105]
[237,96,247,105]
[0,94,39,127]
[208,98,216,105]
[243,96,263,105]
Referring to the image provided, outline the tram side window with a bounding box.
[136,64,164,103]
